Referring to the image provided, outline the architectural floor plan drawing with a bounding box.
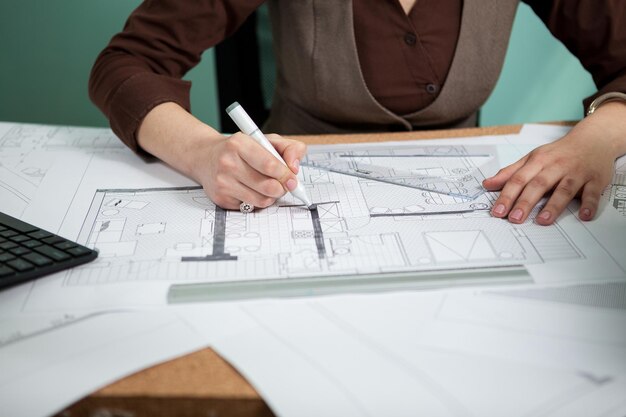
[63,143,601,287]
[302,144,495,200]
[0,122,124,216]
[605,156,626,217]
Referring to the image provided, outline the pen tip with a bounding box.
[307,204,316,210]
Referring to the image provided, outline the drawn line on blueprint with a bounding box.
[310,206,327,259]
[182,205,237,262]
[57,154,98,235]
[0,178,29,203]
[370,209,488,218]
[0,311,125,348]
[338,154,492,158]
[278,201,340,209]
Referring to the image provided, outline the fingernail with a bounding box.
[292,159,300,172]
[493,203,506,216]
[509,208,523,221]
[538,210,551,221]
[286,178,297,191]
[582,208,591,219]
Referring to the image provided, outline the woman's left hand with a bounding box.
[483,101,626,225]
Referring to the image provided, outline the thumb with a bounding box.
[267,134,308,174]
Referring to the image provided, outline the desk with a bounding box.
[60,123,527,417]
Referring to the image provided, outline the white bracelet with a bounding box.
[586,92,626,116]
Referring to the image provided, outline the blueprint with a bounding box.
[1,125,623,314]
[301,144,497,200]
[56,143,619,290]
[0,121,194,234]
[0,122,124,218]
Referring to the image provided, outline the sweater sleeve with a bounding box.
[88,0,264,151]
[523,0,626,112]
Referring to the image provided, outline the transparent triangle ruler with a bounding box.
[301,154,488,200]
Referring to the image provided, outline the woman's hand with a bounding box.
[190,133,306,210]
[483,101,626,225]
[137,102,307,210]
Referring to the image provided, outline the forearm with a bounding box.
[136,102,306,211]
[137,102,221,180]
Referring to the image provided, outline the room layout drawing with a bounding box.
[66,145,589,287]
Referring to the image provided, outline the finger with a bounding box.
[267,134,307,174]
[229,180,276,209]
[578,181,603,222]
[506,167,563,224]
[210,195,241,211]
[490,160,543,218]
[232,135,296,185]
[482,155,529,191]
[535,176,585,225]
[234,159,285,199]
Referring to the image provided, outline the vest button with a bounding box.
[426,83,440,94]
[404,32,417,46]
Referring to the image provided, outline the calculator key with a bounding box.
[9,247,31,256]
[0,252,16,262]
[10,235,30,243]
[22,240,42,248]
[54,241,77,250]
[22,252,53,267]
[34,245,71,261]
[42,236,66,245]
[28,230,53,240]
[0,230,18,238]
[0,241,18,250]
[0,237,6,243]
[67,246,93,257]
[0,212,40,233]
[6,259,34,272]
[0,265,16,277]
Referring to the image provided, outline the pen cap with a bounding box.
[226,102,258,136]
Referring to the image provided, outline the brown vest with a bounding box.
[264,0,520,135]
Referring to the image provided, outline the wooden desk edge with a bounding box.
[60,122,572,417]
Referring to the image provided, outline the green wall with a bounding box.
[0,1,219,129]
[480,3,595,125]
[0,2,596,130]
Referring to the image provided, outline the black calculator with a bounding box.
[0,211,98,289]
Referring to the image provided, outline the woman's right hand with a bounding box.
[137,102,306,210]
[190,132,306,210]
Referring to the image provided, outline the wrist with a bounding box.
[586,92,626,117]
[137,102,223,178]
[578,100,626,158]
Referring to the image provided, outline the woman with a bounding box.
[89,0,626,224]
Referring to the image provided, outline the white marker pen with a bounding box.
[226,102,314,209]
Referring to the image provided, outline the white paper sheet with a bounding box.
[0,309,206,417]
[192,288,626,417]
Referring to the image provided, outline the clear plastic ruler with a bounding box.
[302,150,492,200]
